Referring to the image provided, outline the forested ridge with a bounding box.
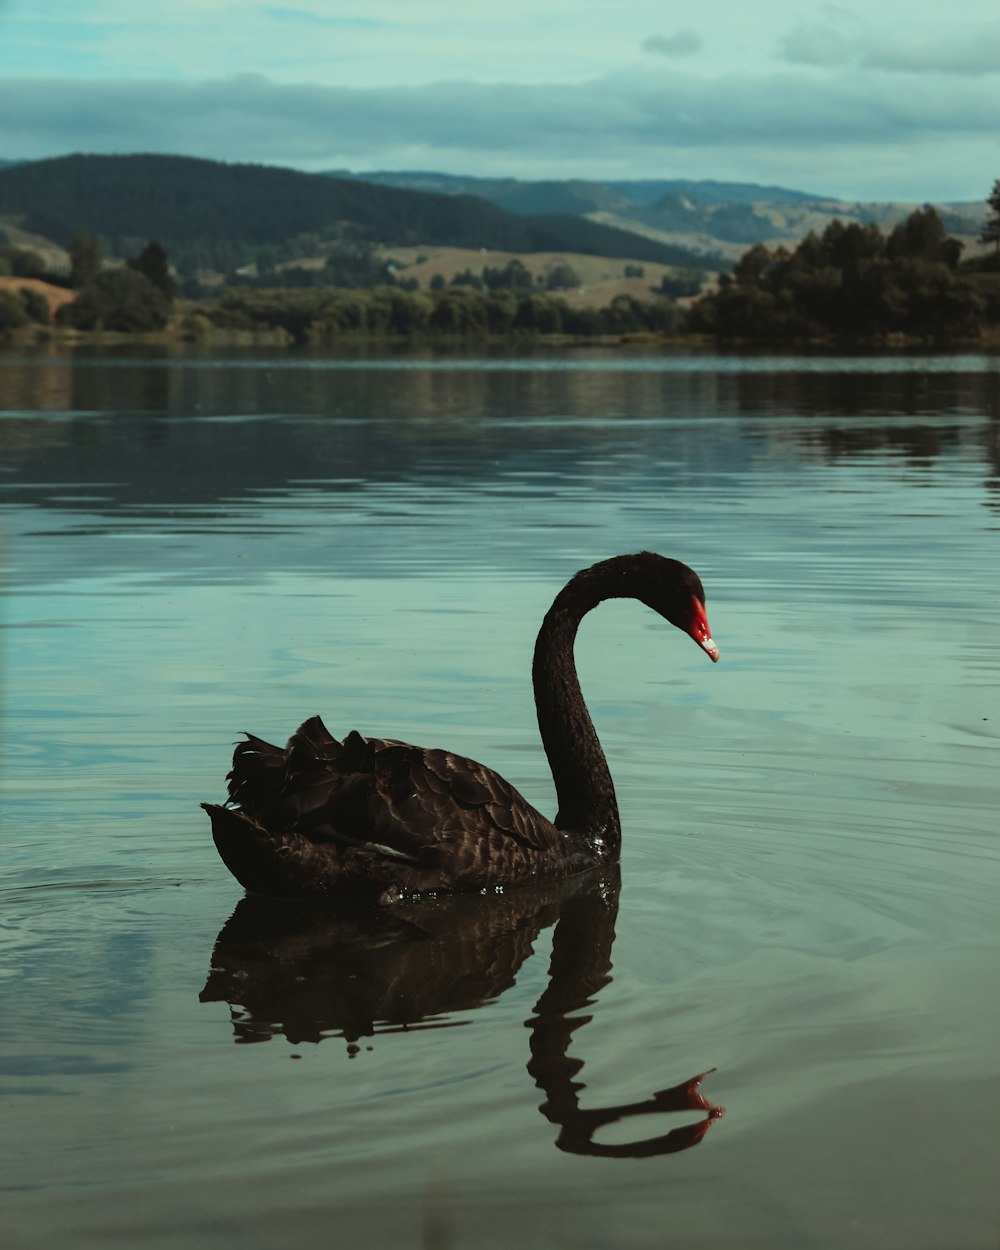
[0,154,706,271]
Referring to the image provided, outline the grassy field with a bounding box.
[375,245,703,307]
[0,275,76,316]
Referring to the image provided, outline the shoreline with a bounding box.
[5,322,1000,353]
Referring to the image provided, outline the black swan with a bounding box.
[203,552,718,900]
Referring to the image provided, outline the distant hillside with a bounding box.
[0,154,710,273]
[604,179,827,206]
[336,169,987,258]
[336,170,821,214]
[334,170,636,217]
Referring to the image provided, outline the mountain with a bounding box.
[0,154,711,272]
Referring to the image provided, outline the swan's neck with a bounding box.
[532,584,620,848]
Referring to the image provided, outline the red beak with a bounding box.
[688,596,720,662]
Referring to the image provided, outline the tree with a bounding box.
[512,293,564,333]
[686,207,982,342]
[660,271,703,298]
[69,232,102,287]
[0,246,46,278]
[482,259,533,291]
[981,179,1000,255]
[545,263,581,291]
[887,206,961,267]
[450,268,484,289]
[0,286,49,331]
[61,268,171,331]
[0,289,29,333]
[128,240,175,299]
[322,241,392,288]
[20,287,50,324]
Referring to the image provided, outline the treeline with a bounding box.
[192,285,680,342]
[0,285,51,330]
[0,154,707,272]
[689,207,1000,340]
[6,204,1000,345]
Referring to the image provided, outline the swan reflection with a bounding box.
[200,868,723,1157]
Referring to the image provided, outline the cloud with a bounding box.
[861,25,1000,75]
[779,19,1000,76]
[0,69,996,199]
[778,23,853,68]
[642,30,702,59]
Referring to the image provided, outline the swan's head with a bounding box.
[633,552,721,663]
[565,552,720,662]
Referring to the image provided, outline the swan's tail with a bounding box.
[204,716,393,895]
[201,803,287,895]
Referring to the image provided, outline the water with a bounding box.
[2,343,999,1249]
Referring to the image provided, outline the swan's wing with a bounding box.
[226,715,560,866]
[362,739,561,860]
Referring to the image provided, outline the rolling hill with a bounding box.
[337,170,988,261]
[336,170,827,214]
[0,154,713,274]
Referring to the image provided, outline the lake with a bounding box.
[2,343,999,1250]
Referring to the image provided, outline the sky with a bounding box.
[1,0,999,202]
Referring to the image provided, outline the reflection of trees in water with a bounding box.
[736,367,1000,497]
[200,868,723,1159]
[985,405,1000,508]
[5,353,998,513]
[789,421,965,464]
[728,361,1000,423]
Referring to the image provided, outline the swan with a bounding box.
[202,552,719,901]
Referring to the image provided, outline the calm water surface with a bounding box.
[2,344,999,1249]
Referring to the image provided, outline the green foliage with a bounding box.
[429,287,492,334]
[482,259,533,291]
[20,287,50,323]
[0,154,706,275]
[127,240,175,298]
[660,270,705,298]
[449,268,485,290]
[545,263,581,291]
[689,209,985,341]
[60,267,171,331]
[69,231,102,288]
[323,241,395,288]
[0,285,50,332]
[0,244,46,278]
[197,284,678,342]
[0,288,29,332]
[886,208,961,266]
[512,293,564,333]
[209,285,435,343]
